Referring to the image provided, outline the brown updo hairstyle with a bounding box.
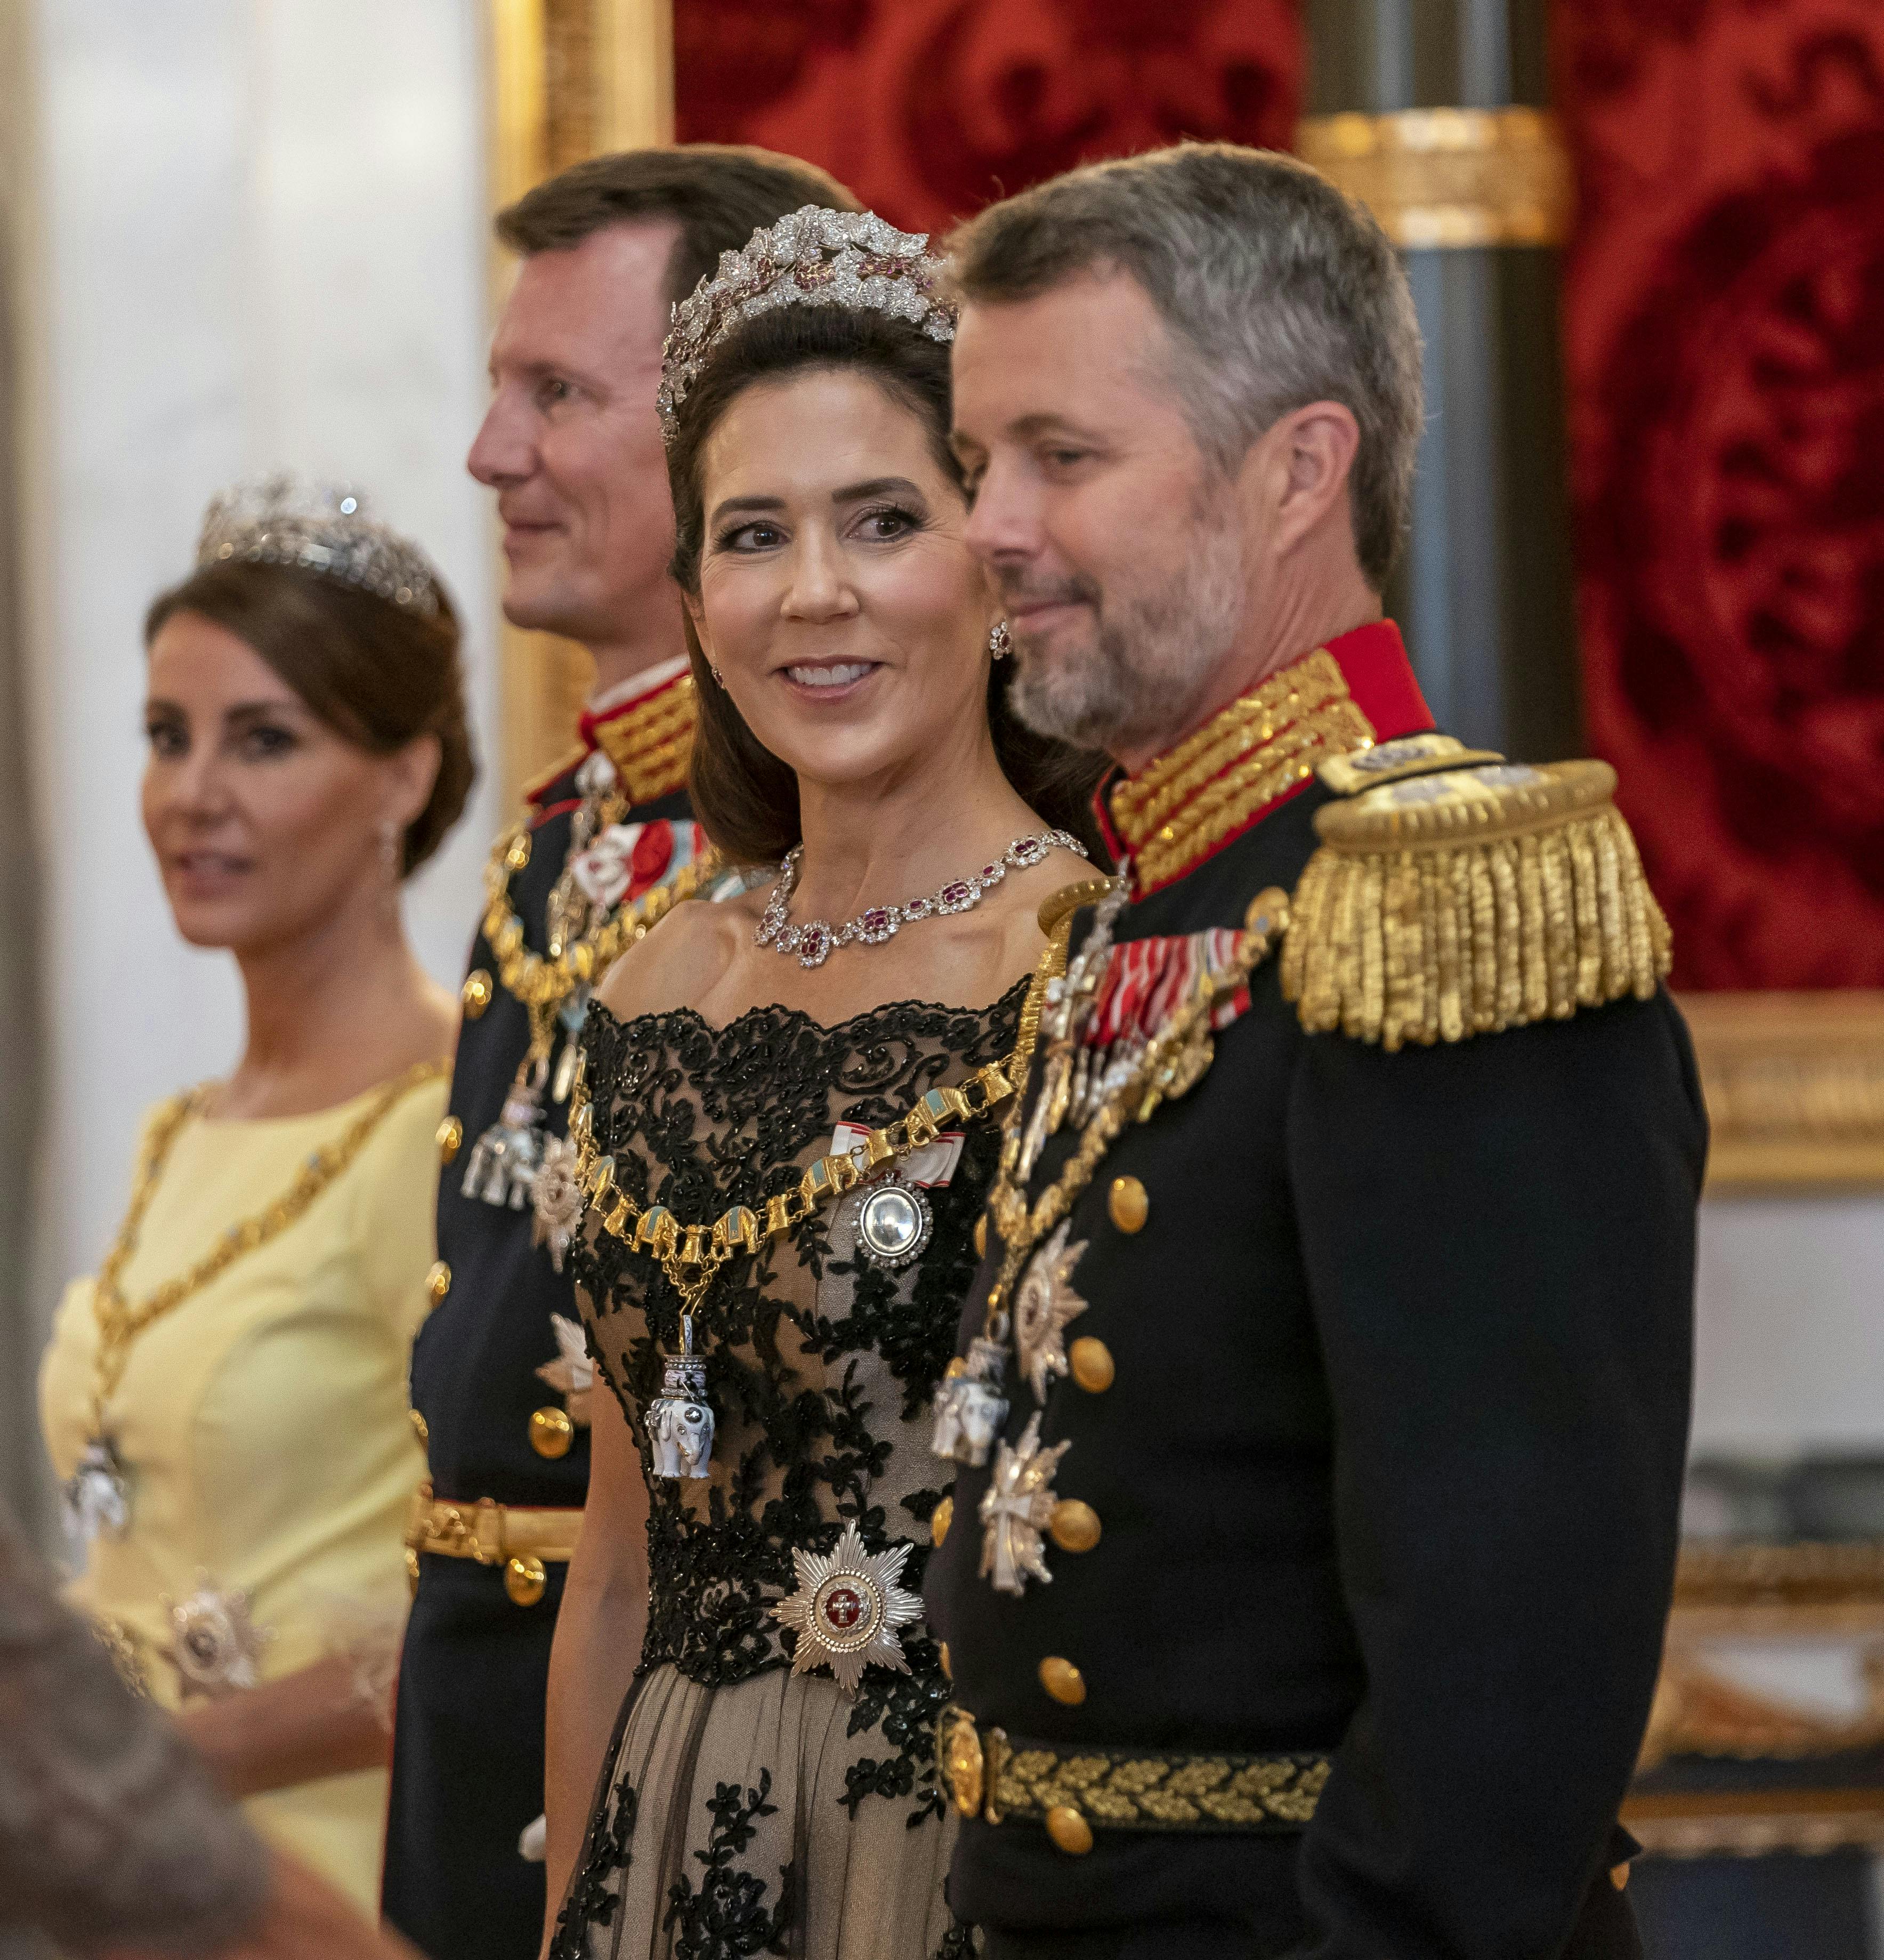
[143,562,476,876]
[666,304,1110,867]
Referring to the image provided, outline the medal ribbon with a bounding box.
[1081,930,1253,1050]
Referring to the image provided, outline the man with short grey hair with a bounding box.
[925,143,1703,1958]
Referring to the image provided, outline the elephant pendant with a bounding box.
[462,1063,547,1209]
[649,1318,714,1478]
[931,1335,1011,1468]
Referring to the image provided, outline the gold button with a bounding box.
[530,1406,575,1459]
[1108,1175,1148,1233]
[1049,1499,1101,1553]
[425,1260,451,1304]
[974,1213,988,1257]
[504,1553,547,1607]
[931,1495,953,1547]
[1039,1656,1086,1705]
[1070,1337,1114,1393]
[436,1114,463,1164]
[939,1641,951,1680]
[409,1408,429,1445]
[1046,1804,1093,1855]
[462,969,494,1018]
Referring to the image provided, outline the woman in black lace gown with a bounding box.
[543,208,1106,1960]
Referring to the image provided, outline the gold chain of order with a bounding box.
[480,821,726,1067]
[982,890,1292,1319]
[567,882,1105,1317]
[87,1059,448,1431]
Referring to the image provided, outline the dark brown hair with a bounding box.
[496,145,862,306]
[144,563,475,876]
[666,305,1110,867]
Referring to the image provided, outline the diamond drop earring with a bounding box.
[988,620,1012,660]
[379,819,401,882]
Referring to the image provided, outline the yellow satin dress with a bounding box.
[38,1066,449,1914]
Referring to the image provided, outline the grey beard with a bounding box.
[1006,504,1248,760]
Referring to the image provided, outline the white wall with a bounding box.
[1693,1195,1884,1458]
[18,0,496,1471]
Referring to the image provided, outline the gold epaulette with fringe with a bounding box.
[1280,755,1671,1051]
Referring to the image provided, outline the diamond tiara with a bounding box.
[657,205,957,444]
[196,474,443,617]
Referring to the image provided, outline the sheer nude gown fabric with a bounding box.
[555,985,1026,1960]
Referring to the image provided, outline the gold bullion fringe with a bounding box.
[1281,803,1672,1051]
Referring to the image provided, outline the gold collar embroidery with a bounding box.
[1109,649,1374,893]
[592,672,697,806]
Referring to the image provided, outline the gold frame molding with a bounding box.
[487,0,675,803]
[1679,992,1884,1190]
[1297,108,1573,251]
[1628,1539,1884,1856]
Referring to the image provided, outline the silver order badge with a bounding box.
[856,1174,932,1271]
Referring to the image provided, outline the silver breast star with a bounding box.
[1013,1220,1088,1403]
[771,1521,923,1696]
[979,1413,1071,1596]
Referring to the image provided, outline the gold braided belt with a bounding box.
[938,1707,1329,1852]
[405,1481,583,1606]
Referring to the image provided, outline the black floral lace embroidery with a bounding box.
[549,1774,638,1959]
[561,986,1018,1948]
[569,987,1022,1700]
[663,1771,796,1960]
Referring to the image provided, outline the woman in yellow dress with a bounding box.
[39,477,474,1917]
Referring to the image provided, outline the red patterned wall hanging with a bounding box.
[1557,1,1884,989]
[673,0,1301,239]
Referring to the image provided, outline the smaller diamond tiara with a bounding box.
[658,205,956,443]
[196,474,442,617]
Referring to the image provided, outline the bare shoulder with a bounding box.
[593,878,769,1025]
[986,843,1110,976]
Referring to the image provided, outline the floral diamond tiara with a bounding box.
[657,205,956,443]
[196,474,442,617]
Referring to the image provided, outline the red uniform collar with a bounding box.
[523,662,698,814]
[1101,620,1433,894]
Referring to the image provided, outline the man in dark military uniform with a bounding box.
[926,146,1705,1959]
[383,147,858,1960]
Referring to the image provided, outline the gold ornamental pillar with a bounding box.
[1298,1,1579,762]
[487,0,675,803]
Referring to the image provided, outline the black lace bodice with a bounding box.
[569,982,1025,1696]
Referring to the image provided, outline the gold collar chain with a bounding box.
[981,890,1292,1324]
[480,826,724,1067]
[87,1059,448,1432]
[566,884,1095,1318]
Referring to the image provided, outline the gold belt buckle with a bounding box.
[939,1708,1008,1823]
[940,1706,983,1817]
[468,1496,507,1566]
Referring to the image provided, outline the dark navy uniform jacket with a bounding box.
[926,630,1704,1960]
[384,755,690,1960]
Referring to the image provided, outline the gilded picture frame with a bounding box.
[1679,993,1884,1191]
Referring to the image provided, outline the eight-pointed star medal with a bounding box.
[772,1520,923,1695]
[1014,1219,1088,1402]
[979,1411,1072,1596]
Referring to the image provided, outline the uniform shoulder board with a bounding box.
[1280,755,1671,1051]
